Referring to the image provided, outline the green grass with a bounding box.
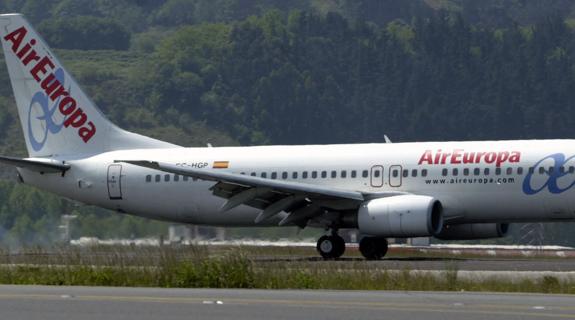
[0,245,573,293]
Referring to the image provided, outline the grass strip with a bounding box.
[0,246,573,293]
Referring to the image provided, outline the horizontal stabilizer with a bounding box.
[0,155,70,173]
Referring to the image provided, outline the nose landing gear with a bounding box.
[316,233,345,259]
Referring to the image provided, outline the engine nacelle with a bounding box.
[435,223,509,240]
[357,195,443,237]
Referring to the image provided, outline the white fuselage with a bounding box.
[18,139,575,227]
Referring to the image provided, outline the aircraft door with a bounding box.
[389,165,402,187]
[107,164,123,200]
[370,165,384,187]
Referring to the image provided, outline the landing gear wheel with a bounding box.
[316,235,346,259]
[331,235,345,258]
[359,237,388,260]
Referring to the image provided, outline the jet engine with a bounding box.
[435,223,509,240]
[357,195,443,237]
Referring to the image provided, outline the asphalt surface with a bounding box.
[0,285,574,320]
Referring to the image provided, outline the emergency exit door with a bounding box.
[107,164,123,200]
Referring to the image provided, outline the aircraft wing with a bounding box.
[118,160,404,226]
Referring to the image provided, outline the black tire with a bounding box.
[331,235,346,258]
[317,235,334,259]
[359,237,388,260]
[316,235,346,259]
[359,237,378,260]
[375,237,388,258]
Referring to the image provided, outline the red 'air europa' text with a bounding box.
[3,26,96,143]
[418,149,521,167]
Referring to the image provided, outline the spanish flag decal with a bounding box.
[213,161,229,169]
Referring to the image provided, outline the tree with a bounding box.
[39,16,131,50]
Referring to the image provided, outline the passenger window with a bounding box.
[539,167,545,174]
[374,170,380,178]
[506,167,513,175]
[145,175,152,182]
[484,168,490,175]
[473,168,480,176]
[282,172,288,179]
[250,172,256,176]
[312,171,318,179]
[442,168,448,176]
[341,170,347,178]
[517,167,523,175]
[402,170,408,178]
[560,166,566,174]
[292,172,298,179]
[331,171,337,178]
[362,170,368,178]
[174,175,180,182]
[529,167,535,174]
[321,171,327,178]
[495,168,502,175]
[183,176,189,181]
[155,175,161,182]
[411,169,417,177]
[303,171,308,179]
[351,170,357,178]
[549,167,554,174]
[261,172,267,178]
[463,168,469,176]
[452,168,458,176]
[421,169,428,177]
[164,174,170,182]
[392,170,399,178]
[570,166,575,174]
[271,172,278,179]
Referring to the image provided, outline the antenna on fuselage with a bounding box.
[384,135,392,143]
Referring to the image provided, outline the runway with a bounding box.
[1,285,574,319]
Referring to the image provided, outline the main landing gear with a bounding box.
[358,237,388,260]
[316,233,389,260]
[316,234,346,259]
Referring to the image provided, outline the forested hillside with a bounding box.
[0,0,574,246]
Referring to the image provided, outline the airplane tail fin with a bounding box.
[0,14,177,157]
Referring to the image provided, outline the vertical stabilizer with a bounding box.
[0,14,178,157]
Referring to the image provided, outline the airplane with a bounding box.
[0,13,572,260]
